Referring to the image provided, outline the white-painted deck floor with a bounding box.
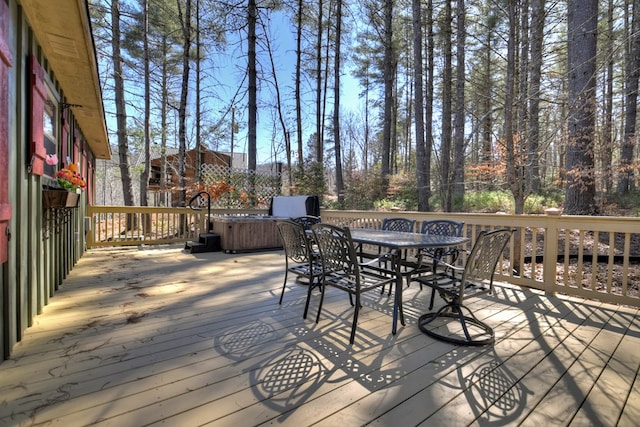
[1,244,639,427]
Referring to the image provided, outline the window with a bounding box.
[43,96,57,178]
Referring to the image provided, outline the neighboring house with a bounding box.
[0,0,110,359]
[148,145,231,206]
[94,146,242,207]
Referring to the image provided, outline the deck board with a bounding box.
[0,244,638,427]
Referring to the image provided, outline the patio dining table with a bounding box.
[348,228,470,335]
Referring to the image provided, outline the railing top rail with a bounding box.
[84,205,640,308]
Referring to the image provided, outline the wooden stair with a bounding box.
[184,232,221,253]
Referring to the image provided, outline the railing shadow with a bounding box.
[492,284,640,339]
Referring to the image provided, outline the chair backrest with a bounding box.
[382,217,416,232]
[420,219,464,237]
[420,219,464,257]
[311,223,359,277]
[276,220,313,264]
[290,215,321,230]
[460,228,514,299]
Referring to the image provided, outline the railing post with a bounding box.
[200,210,207,234]
[86,206,95,249]
[543,215,559,295]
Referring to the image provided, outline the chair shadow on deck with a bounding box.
[244,323,409,423]
[215,319,284,360]
[443,350,533,426]
[212,287,409,423]
[210,251,638,425]
[452,282,640,425]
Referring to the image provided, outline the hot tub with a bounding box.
[211,216,282,253]
[212,195,320,253]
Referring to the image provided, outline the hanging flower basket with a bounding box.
[43,189,79,209]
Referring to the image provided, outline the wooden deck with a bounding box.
[1,244,639,426]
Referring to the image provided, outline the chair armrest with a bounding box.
[359,251,393,268]
[415,248,468,271]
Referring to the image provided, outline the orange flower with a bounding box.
[54,164,86,192]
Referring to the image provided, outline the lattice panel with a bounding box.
[200,164,282,208]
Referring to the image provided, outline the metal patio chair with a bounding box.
[409,219,465,307]
[415,228,514,346]
[381,217,416,232]
[290,215,321,231]
[355,217,415,295]
[276,219,323,319]
[310,223,397,345]
[358,218,416,259]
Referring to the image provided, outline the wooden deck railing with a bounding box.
[86,206,640,307]
[86,206,268,248]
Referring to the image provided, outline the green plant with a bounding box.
[292,161,327,201]
[462,191,512,212]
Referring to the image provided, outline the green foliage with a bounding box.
[460,190,563,214]
[462,191,517,213]
[340,172,379,210]
[525,194,552,214]
[327,171,563,214]
[452,193,465,212]
[375,173,419,211]
[602,192,640,217]
[292,161,327,201]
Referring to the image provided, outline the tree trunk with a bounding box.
[160,35,168,206]
[528,0,545,194]
[453,0,466,202]
[518,0,530,134]
[505,2,525,215]
[263,18,291,190]
[364,73,370,173]
[381,0,394,193]
[618,0,640,195]
[111,0,135,228]
[602,0,614,194]
[321,3,333,166]
[413,0,428,211]
[141,0,151,232]
[334,0,345,206]
[248,0,257,181]
[195,0,202,184]
[505,1,523,274]
[177,0,191,208]
[481,6,495,167]
[424,0,433,211]
[315,0,324,164]
[441,0,452,212]
[295,0,304,169]
[565,0,598,214]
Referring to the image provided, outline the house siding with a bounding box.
[0,0,107,360]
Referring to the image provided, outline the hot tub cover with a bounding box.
[268,195,320,218]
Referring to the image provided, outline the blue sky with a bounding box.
[208,9,364,165]
[100,6,365,167]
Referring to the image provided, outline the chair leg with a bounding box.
[350,295,361,344]
[456,304,492,344]
[302,274,314,319]
[279,269,289,305]
[417,302,494,346]
[315,284,326,324]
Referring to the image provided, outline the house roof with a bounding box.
[20,0,111,160]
